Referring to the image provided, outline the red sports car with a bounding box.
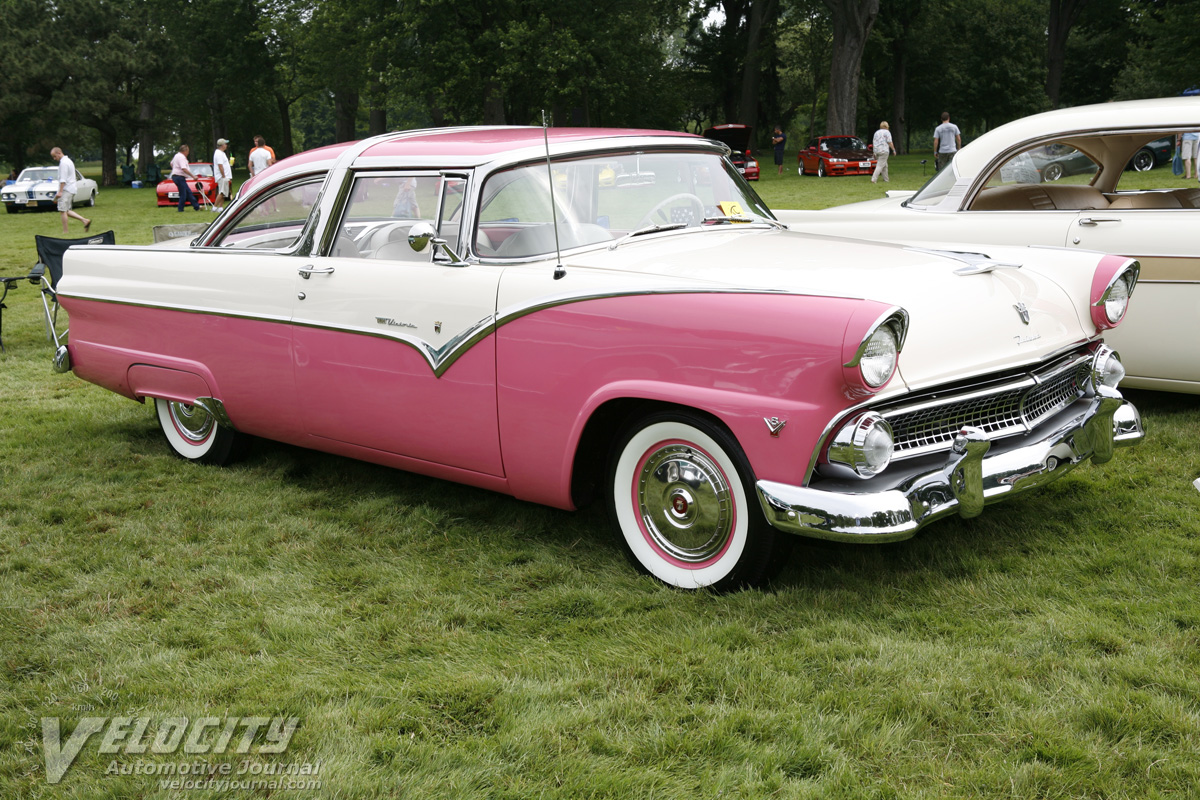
[703,124,760,181]
[797,136,876,177]
[156,163,219,206]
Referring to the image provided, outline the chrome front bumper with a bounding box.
[757,388,1143,543]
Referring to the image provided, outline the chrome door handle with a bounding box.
[298,265,335,279]
[1078,217,1121,226]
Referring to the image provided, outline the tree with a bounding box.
[1046,0,1089,108]
[822,0,879,134]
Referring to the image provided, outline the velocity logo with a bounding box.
[41,716,298,783]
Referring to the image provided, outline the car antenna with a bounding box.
[542,110,566,280]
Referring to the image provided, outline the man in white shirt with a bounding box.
[247,135,275,178]
[212,138,232,210]
[50,147,91,233]
[169,144,202,212]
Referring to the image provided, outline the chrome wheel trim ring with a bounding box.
[169,402,215,443]
[635,443,734,564]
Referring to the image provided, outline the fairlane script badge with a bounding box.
[1013,333,1042,345]
[1013,302,1031,325]
[376,317,417,329]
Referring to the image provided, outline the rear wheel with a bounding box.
[798,160,805,176]
[1131,150,1155,172]
[154,398,248,465]
[87,191,96,207]
[606,411,790,590]
[1042,162,1065,181]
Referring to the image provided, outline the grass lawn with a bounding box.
[2,160,1200,798]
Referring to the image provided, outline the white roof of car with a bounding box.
[956,96,1200,178]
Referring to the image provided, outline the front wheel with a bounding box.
[817,161,826,178]
[606,411,790,590]
[1042,162,1064,182]
[4,204,16,214]
[154,398,248,464]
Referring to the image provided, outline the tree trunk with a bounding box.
[483,80,506,125]
[737,0,779,126]
[891,37,907,153]
[823,0,880,135]
[138,100,155,180]
[275,93,295,159]
[98,124,118,187]
[368,74,387,136]
[1047,0,1089,108]
[334,89,359,143]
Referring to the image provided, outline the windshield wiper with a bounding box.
[608,222,688,250]
[702,215,787,230]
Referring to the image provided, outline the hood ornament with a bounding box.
[1013,302,1030,325]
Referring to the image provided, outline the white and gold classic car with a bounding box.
[777,97,1200,394]
[54,126,1143,590]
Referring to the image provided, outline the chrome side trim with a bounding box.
[759,389,1141,543]
[60,285,796,379]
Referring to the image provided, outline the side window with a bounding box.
[333,173,462,262]
[212,177,324,250]
[985,142,1100,188]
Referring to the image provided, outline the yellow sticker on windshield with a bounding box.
[718,201,748,220]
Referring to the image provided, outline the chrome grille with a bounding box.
[881,351,1090,459]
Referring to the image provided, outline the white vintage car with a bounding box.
[776,97,1200,394]
[55,127,1143,590]
[1,166,98,213]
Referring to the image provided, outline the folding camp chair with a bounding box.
[29,231,116,348]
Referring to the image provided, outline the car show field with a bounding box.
[1,153,1198,798]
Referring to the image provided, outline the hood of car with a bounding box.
[568,228,1091,392]
[6,179,57,192]
[703,125,753,154]
[824,147,872,160]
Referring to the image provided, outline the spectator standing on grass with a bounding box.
[50,147,91,233]
[248,135,275,178]
[212,138,231,210]
[871,121,896,183]
[772,126,787,175]
[934,112,961,173]
[170,144,202,212]
[1177,131,1199,180]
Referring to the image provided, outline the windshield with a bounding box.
[18,168,57,183]
[477,150,775,259]
[192,164,215,178]
[824,137,868,151]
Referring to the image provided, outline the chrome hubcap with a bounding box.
[637,444,733,563]
[170,402,214,443]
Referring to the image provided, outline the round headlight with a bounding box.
[824,412,895,479]
[859,326,898,388]
[1104,274,1131,324]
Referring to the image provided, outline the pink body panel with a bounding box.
[126,365,212,404]
[292,328,503,476]
[496,292,892,509]
[65,299,302,443]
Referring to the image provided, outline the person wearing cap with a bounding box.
[212,138,231,210]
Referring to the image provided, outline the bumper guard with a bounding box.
[757,388,1142,542]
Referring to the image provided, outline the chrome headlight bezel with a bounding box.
[822,412,895,480]
[843,307,908,392]
[1091,259,1139,329]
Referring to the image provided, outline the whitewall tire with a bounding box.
[607,411,789,590]
[154,398,247,465]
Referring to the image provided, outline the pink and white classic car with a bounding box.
[55,127,1143,590]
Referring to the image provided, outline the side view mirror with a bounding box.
[408,221,468,267]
